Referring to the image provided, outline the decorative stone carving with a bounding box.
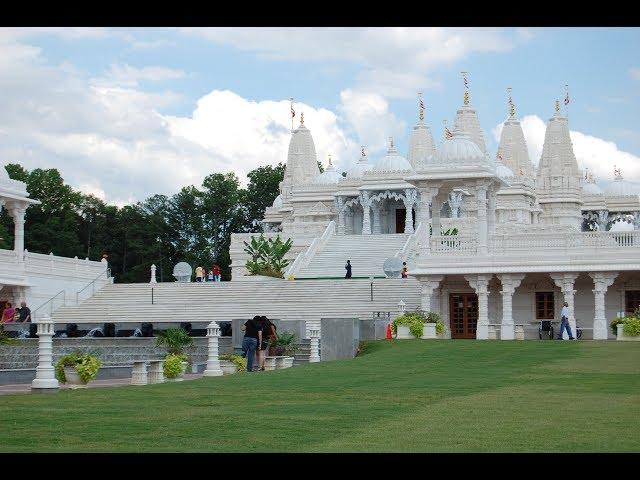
[173,262,193,282]
[203,322,223,376]
[383,257,403,278]
[418,275,444,313]
[588,272,618,340]
[31,315,59,390]
[496,273,526,340]
[465,274,492,340]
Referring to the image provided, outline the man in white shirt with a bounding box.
[557,301,575,340]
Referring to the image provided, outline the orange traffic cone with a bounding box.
[385,323,392,340]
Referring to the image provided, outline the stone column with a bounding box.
[419,275,444,313]
[150,264,157,284]
[597,210,609,232]
[432,195,442,236]
[449,191,464,219]
[476,185,488,255]
[487,187,497,235]
[31,315,59,390]
[403,189,416,234]
[203,321,223,376]
[372,201,382,234]
[345,209,354,235]
[465,274,493,340]
[417,187,437,256]
[336,197,346,235]
[360,192,371,235]
[551,273,580,339]
[309,327,320,363]
[9,204,27,262]
[496,274,525,340]
[589,272,618,340]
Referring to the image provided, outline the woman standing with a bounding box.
[1,303,16,323]
[257,316,277,371]
[241,315,262,372]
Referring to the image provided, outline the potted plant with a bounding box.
[421,311,445,339]
[156,328,194,378]
[392,313,424,339]
[268,331,298,368]
[243,234,293,278]
[616,316,640,341]
[218,353,247,374]
[55,352,102,389]
[163,353,188,381]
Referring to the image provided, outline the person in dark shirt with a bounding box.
[345,260,352,279]
[242,315,262,372]
[257,316,277,371]
[18,302,31,323]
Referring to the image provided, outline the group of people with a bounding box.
[0,302,31,324]
[195,265,222,282]
[344,260,409,279]
[241,315,277,372]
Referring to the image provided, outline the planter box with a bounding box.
[264,357,277,371]
[396,325,413,339]
[515,326,525,341]
[273,356,294,369]
[488,327,498,340]
[421,323,437,339]
[617,323,640,341]
[63,367,88,389]
[220,360,238,375]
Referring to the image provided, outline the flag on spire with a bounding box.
[444,120,453,139]
[462,72,470,105]
[564,89,570,106]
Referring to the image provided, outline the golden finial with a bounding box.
[555,100,560,113]
[584,167,589,181]
[614,165,622,179]
[462,72,469,106]
[418,92,425,122]
[328,154,333,167]
[361,146,366,157]
[300,112,304,126]
[389,136,394,149]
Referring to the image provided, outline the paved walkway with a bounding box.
[0,373,204,396]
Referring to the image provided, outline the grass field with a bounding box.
[1,340,639,452]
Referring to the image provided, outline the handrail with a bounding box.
[395,222,423,260]
[32,290,66,322]
[76,267,112,305]
[285,221,335,279]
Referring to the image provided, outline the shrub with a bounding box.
[623,318,640,337]
[392,313,424,338]
[0,327,17,345]
[270,331,299,356]
[610,317,628,335]
[219,353,247,372]
[243,234,293,278]
[156,328,193,355]
[55,352,102,384]
[163,353,187,379]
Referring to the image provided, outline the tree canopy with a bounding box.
[1,162,286,283]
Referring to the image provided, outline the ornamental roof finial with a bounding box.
[361,146,366,157]
[614,165,622,179]
[389,136,394,149]
[327,154,333,167]
[462,71,470,106]
[555,99,560,114]
[418,92,425,122]
[507,87,515,118]
[300,112,304,126]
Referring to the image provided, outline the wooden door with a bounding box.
[396,209,405,233]
[449,293,478,339]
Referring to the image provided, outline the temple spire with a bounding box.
[507,87,515,119]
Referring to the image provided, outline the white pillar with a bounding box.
[336,197,346,235]
[360,192,371,235]
[31,315,59,390]
[550,273,580,339]
[403,189,416,234]
[309,327,320,363]
[476,185,488,255]
[372,202,382,234]
[419,275,443,313]
[432,196,442,236]
[449,191,464,219]
[9,204,26,262]
[203,321,223,376]
[150,264,157,284]
[496,274,525,340]
[487,188,497,236]
[417,187,437,256]
[464,274,492,339]
[589,272,618,340]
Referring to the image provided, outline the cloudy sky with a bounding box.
[1,27,639,206]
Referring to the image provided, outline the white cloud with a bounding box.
[95,64,186,88]
[493,115,640,187]
[180,27,521,99]
[630,67,640,81]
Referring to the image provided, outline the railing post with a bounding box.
[309,327,321,363]
[203,322,223,376]
[31,315,59,390]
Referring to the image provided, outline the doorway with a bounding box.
[395,208,416,233]
[449,293,478,339]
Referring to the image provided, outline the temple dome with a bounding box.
[271,194,283,208]
[436,128,485,164]
[374,140,412,171]
[496,162,514,179]
[609,218,635,232]
[346,149,372,178]
[313,159,341,184]
[605,176,638,196]
[583,182,603,195]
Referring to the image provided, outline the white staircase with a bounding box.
[51,277,421,326]
[295,234,409,278]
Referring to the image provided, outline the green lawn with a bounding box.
[1,340,639,452]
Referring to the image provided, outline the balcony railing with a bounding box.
[430,235,477,255]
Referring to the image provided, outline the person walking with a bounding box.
[257,316,277,371]
[213,264,221,282]
[401,262,408,278]
[557,301,575,340]
[345,260,352,279]
[195,265,204,282]
[241,315,262,372]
